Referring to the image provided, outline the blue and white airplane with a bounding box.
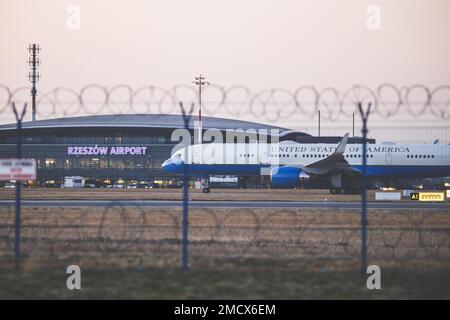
[162,133,450,194]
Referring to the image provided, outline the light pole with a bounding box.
[193,75,210,145]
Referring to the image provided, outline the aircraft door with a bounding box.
[385,152,392,165]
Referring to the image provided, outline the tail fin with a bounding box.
[334,133,349,155]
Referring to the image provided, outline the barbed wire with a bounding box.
[0,83,449,121]
[0,203,448,271]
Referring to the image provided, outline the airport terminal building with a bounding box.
[0,114,293,187]
[0,114,376,188]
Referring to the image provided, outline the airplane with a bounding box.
[161,133,450,194]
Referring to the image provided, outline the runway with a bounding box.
[0,200,448,210]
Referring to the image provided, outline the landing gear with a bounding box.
[199,175,211,193]
[330,187,360,194]
[330,174,361,194]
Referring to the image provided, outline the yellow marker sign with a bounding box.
[418,192,445,202]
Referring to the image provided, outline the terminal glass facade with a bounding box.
[0,127,179,186]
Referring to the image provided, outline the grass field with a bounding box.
[1,268,449,299]
[2,187,448,202]
[1,196,449,299]
[0,188,384,201]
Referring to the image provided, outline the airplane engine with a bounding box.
[270,166,310,188]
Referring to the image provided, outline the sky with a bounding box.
[0,0,449,90]
[0,0,449,142]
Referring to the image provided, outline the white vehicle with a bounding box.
[63,176,85,188]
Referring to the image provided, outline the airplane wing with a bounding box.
[301,133,360,175]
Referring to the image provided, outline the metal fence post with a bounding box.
[358,102,372,274]
[179,102,194,272]
[11,102,27,272]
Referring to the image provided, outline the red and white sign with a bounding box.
[0,159,37,181]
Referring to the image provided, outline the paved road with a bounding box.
[0,200,448,210]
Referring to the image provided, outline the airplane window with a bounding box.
[419,155,422,158]
[407,155,409,158]
[302,154,305,157]
[427,155,430,158]
[432,155,435,158]
[358,155,361,158]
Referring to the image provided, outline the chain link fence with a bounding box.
[0,83,449,273]
[0,203,449,272]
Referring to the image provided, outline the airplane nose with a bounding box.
[161,158,184,172]
[161,159,172,169]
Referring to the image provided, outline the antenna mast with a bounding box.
[28,44,41,122]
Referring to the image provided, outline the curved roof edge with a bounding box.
[0,114,296,133]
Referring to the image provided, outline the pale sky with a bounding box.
[0,0,449,142]
[1,0,449,90]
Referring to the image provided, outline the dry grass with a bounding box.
[0,187,424,202]
[0,206,449,272]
